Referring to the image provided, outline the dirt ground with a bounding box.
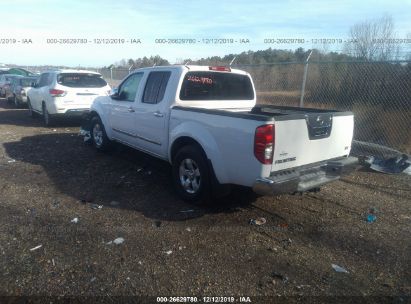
[0,98,410,302]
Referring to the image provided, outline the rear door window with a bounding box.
[142,71,171,104]
[57,73,107,88]
[180,72,254,100]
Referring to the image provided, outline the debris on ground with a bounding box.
[91,204,103,210]
[366,207,377,223]
[70,217,79,224]
[271,272,289,284]
[281,238,293,248]
[51,200,60,209]
[363,154,410,174]
[29,245,42,251]
[164,250,173,255]
[7,159,16,163]
[79,129,91,142]
[90,277,96,283]
[249,217,267,226]
[113,237,124,245]
[106,237,125,245]
[296,285,311,289]
[180,209,194,213]
[52,259,55,266]
[185,227,192,232]
[331,264,349,273]
[27,208,36,216]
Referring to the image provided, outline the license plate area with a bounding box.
[305,113,333,140]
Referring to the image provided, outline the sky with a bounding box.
[0,0,410,66]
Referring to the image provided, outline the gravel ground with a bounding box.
[0,98,410,302]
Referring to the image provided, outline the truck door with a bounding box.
[109,72,144,144]
[133,70,172,157]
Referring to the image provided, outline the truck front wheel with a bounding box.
[172,145,211,203]
[90,116,111,151]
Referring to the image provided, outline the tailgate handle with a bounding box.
[305,114,333,140]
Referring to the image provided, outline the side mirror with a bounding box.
[110,88,120,100]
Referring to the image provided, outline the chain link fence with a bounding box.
[23,61,411,156]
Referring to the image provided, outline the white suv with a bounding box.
[27,70,111,126]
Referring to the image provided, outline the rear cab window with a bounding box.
[57,73,107,88]
[180,71,254,100]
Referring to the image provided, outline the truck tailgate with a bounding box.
[271,113,354,172]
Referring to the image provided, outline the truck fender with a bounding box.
[88,98,114,140]
[169,121,229,184]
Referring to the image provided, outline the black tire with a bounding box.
[42,103,53,127]
[172,145,211,204]
[90,115,111,151]
[27,98,36,117]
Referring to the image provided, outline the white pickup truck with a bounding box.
[81,65,357,202]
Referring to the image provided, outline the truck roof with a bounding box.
[132,65,249,75]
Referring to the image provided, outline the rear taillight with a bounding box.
[209,66,231,72]
[49,89,66,97]
[254,124,275,164]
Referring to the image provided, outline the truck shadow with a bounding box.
[3,133,259,221]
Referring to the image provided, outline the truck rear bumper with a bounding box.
[252,156,358,195]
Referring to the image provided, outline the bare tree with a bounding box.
[345,15,400,61]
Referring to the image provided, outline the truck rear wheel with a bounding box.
[172,145,211,204]
[90,116,111,151]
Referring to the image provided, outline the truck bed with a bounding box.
[171,104,354,185]
[172,104,352,122]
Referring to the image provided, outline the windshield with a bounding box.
[180,71,254,100]
[57,73,107,88]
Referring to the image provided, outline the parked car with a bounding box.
[81,65,358,203]
[0,74,22,98]
[27,70,111,126]
[9,76,38,107]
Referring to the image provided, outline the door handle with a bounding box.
[128,107,135,112]
[153,111,164,117]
